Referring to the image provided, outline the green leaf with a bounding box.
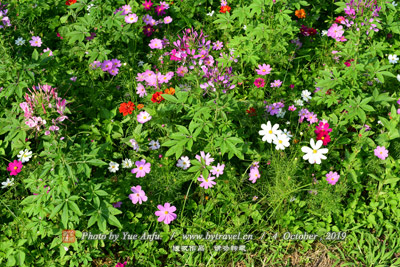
[86,159,108,166]
[97,215,107,232]
[32,49,39,61]
[15,251,25,265]
[68,201,82,216]
[49,203,64,219]
[61,204,69,229]
[107,214,122,229]
[162,94,179,103]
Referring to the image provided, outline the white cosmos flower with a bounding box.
[397,74,400,82]
[273,134,290,150]
[301,90,312,102]
[393,1,398,7]
[15,37,25,46]
[1,178,14,189]
[281,129,293,140]
[122,159,132,168]
[259,121,281,143]
[207,10,214,16]
[301,138,329,164]
[17,149,33,163]
[388,54,399,64]
[276,109,286,118]
[321,30,328,36]
[108,162,119,173]
[177,156,191,170]
[294,99,304,106]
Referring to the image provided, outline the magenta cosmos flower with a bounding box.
[195,151,214,166]
[7,160,23,176]
[137,111,152,123]
[30,36,42,47]
[131,159,151,178]
[374,146,388,160]
[326,171,340,185]
[143,0,153,10]
[149,38,163,49]
[254,78,265,88]
[256,64,272,75]
[125,13,138,24]
[198,174,217,189]
[129,185,148,204]
[155,203,177,224]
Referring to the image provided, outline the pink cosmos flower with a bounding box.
[249,167,260,183]
[125,13,138,24]
[195,151,214,166]
[210,163,225,177]
[136,83,147,97]
[256,64,272,75]
[374,146,388,160]
[101,60,113,71]
[327,24,344,41]
[129,185,148,204]
[288,105,296,111]
[131,159,151,178]
[306,111,318,124]
[198,174,216,189]
[29,36,42,47]
[149,38,163,49]
[270,80,282,88]
[254,78,265,88]
[164,16,172,24]
[176,66,188,77]
[108,67,119,76]
[121,4,132,15]
[137,111,152,124]
[326,171,340,185]
[155,203,177,224]
[7,160,23,176]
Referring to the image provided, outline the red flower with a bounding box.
[220,6,231,13]
[119,101,135,116]
[151,91,165,103]
[246,107,257,117]
[66,0,77,6]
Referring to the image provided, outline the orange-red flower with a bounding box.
[66,0,77,6]
[119,101,135,116]
[164,87,175,95]
[220,6,231,13]
[151,91,165,103]
[137,104,144,110]
[246,107,257,117]
[295,9,306,19]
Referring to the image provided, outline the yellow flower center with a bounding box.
[321,137,325,140]
[164,211,169,214]
[14,166,18,170]
[263,69,266,72]
[255,174,258,177]
[269,130,273,134]
[183,162,186,165]
[205,179,208,182]
[313,149,318,154]
[143,116,147,119]
[380,152,382,154]
[331,178,334,181]
[279,140,283,144]
[139,167,143,170]
[136,193,140,196]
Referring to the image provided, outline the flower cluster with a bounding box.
[137,70,174,90]
[220,0,231,13]
[300,25,317,36]
[314,121,332,146]
[90,59,121,76]
[3,149,33,189]
[0,2,11,29]
[20,84,68,136]
[151,87,175,103]
[259,122,291,150]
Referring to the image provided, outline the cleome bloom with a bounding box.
[155,203,177,224]
[301,138,329,164]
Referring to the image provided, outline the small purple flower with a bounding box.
[374,146,388,160]
[210,163,225,177]
[112,201,123,208]
[326,171,340,185]
[131,159,151,178]
[129,185,148,204]
[198,174,217,189]
[70,76,77,82]
[155,203,177,224]
[212,41,223,50]
[270,80,282,88]
[101,60,113,71]
[164,16,172,24]
[149,38,163,49]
